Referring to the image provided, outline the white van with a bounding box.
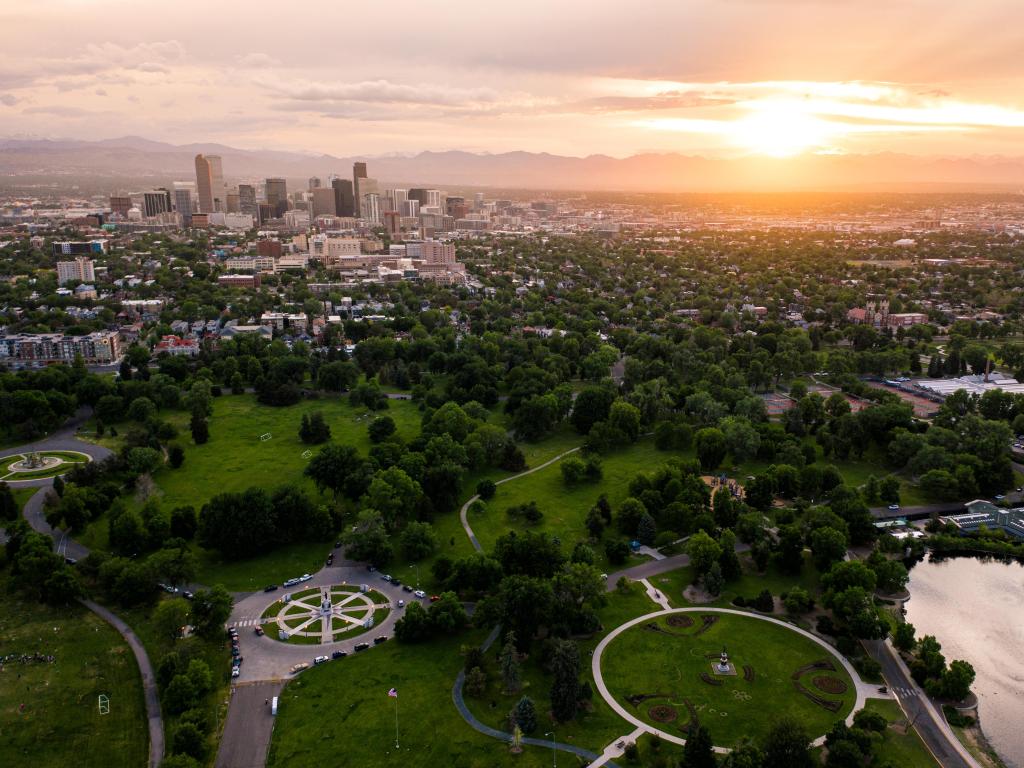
[271,696,279,716]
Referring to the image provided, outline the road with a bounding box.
[863,639,979,768]
[603,545,750,592]
[215,682,285,768]
[83,599,165,768]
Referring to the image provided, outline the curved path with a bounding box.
[83,599,165,768]
[459,446,581,552]
[591,607,869,753]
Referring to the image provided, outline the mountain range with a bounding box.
[2,136,1023,193]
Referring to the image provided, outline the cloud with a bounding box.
[257,77,500,107]
[0,93,19,106]
[21,105,97,117]
[236,52,281,68]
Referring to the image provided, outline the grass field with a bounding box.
[0,588,149,767]
[600,612,856,748]
[11,485,38,513]
[469,437,685,569]
[268,631,572,768]
[862,699,940,767]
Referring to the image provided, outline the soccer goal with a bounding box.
[98,694,110,715]
[260,433,273,442]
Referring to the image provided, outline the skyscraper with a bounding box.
[109,196,132,217]
[143,189,173,218]
[238,184,258,216]
[353,162,367,216]
[173,182,195,226]
[208,155,225,212]
[332,178,354,217]
[310,187,336,220]
[309,176,322,190]
[195,154,214,213]
[265,178,288,218]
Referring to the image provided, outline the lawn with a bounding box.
[651,551,822,611]
[267,631,579,768]
[469,437,686,568]
[861,699,939,767]
[11,485,38,513]
[0,589,149,767]
[600,612,856,748]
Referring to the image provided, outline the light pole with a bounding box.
[545,731,557,768]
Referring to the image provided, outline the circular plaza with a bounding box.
[260,584,392,645]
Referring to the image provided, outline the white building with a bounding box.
[56,257,96,285]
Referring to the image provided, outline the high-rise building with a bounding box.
[226,191,240,213]
[109,196,132,217]
[400,199,420,218]
[445,196,467,219]
[332,178,354,217]
[195,154,215,213]
[265,178,288,218]
[308,176,322,190]
[310,187,336,220]
[208,155,225,212]
[173,183,194,226]
[353,162,367,216]
[361,193,381,225]
[390,189,408,212]
[143,189,173,218]
[238,184,258,216]
[383,211,401,236]
[56,256,97,285]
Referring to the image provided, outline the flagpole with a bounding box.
[394,694,400,749]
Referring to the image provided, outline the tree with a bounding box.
[512,393,560,441]
[170,506,198,540]
[368,415,396,443]
[127,396,157,423]
[299,412,331,444]
[198,488,276,559]
[189,585,233,639]
[810,526,849,572]
[636,512,657,546]
[500,632,522,693]
[721,416,761,463]
[783,587,814,614]
[464,666,487,698]
[570,386,615,435]
[362,467,424,529]
[941,659,975,701]
[511,695,537,735]
[704,561,724,596]
[128,447,163,476]
[168,445,185,469]
[585,506,605,539]
[153,598,191,642]
[399,521,438,561]
[427,591,468,633]
[762,717,813,768]
[171,723,207,761]
[394,601,432,642]
[682,725,716,768]
[0,482,18,521]
[893,622,917,653]
[695,428,728,471]
[608,400,642,442]
[189,413,209,445]
[560,455,587,485]
[477,479,496,500]
[304,443,366,498]
[549,639,581,722]
[687,531,722,577]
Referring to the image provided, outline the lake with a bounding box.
[905,555,1024,768]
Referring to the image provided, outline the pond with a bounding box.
[905,555,1024,768]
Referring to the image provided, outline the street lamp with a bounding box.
[544,731,557,768]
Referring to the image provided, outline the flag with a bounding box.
[388,688,398,698]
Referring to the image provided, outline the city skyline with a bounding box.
[3,1,1024,165]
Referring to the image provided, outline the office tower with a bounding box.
[308,176,322,190]
[207,155,225,211]
[390,189,408,211]
[238,184,258,215]
[226,191,240,213]
[57,256,96,284]
[446,196,467,218]
[143,189,172,218]
[400,199,420,217]
[409,188,440,209]
[332,178,354,217]
[173,182,194,226]
[310,187,336,220]
[474,192,485,211]
[361,193,381,225]
[383,211,401,237]
[353,162,367,215]
[109,196,132,217]
[265,178,288,218]
[195,154,215,213]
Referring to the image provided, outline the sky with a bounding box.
[2,0,1024,159]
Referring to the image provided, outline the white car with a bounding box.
[397,600,405,608]
[231,667,240,678]
[299,574,312,583]
[413,590,426,598]
[887,504,900,511]
[283,578,299,587]
[313,655,329,665]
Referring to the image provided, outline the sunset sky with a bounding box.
[2,0,1024,159]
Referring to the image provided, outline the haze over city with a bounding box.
[4,0,1024,170]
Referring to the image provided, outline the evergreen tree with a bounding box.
[0,482,17,521]
[549,639,581,722]
[683,725,716,768]
[511,695,537,735]
[500,632,522,694]
[190,413,209,445]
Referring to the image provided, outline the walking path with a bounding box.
[589,726,645,768]
[590,607,870,753]
[638,578,671,610]
[459,446,581,552]
[82,599,165,768]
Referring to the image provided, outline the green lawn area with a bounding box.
[861,699,939,767]
[11,485,38,513]
[0,588,149,767]
[651,551,822,611]
[268,631,576,768]
[601,612,856,748]
[469,437,687,569]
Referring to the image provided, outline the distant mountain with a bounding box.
[1,136,1023,192]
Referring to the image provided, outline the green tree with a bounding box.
[153,597,190,642]
[893,622,916,653]
[511,695,537,734]
[549,639,581,722]
[500,632,522,694]
[687,530,722,577]
[189,585,233,639]
[810,526,849,572]
[762,716,813,768]
[682,725,716,768]
[695,428,728,471]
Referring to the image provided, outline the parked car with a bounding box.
[887,504,901,511]
[231,667,240,678]
[283,578,299,587]
[381,574,392,582]
[413,590,426,599]
[354,642,370,652]
[392,579,402,587]
[254,626,264,636]
[290,662,309,674]
[313,655,329,665]
[264,584,278,592]
[64,557,77,566]
[402,585,413,593]
[158,582,177,594]
[397,600,405,608]
[182,590,194,600]
[374,635,388,645]
[299,574,312,583]
[429,595,440,602]
[331,651,347,660]
[334,541,342,549]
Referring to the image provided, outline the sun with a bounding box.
[729,105,835,157]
